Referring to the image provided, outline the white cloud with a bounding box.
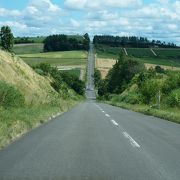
[64,0,142,10]
[70,19,80,27]
[0,8,21,17]
[0,0,179,45]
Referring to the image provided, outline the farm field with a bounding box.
[96,58,180,79]
[13,43,44,54]
[20,51,87,67]
[62,68,81,78]
[13,43,87,80]
[19,51,87,59]
[95,45,180,67]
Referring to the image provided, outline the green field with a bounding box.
[19,51,87,59]
[18,50,87,66]
[23,57,86,66]
[62,68,81,78]
[96,45,180,67]
[13,43,43,54]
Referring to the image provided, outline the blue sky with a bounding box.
[0,0,179,44]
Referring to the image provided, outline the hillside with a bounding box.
[0,49,83,149]
[0,50,57,105]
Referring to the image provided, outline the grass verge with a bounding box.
[103,101,180,124]
[0,99,82,149]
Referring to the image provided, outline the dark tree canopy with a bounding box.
[43,34,90,52]
[0,26,14,52]
[97,53,145,96]
[93,35,177,48]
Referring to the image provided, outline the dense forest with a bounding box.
[93,35,177,48]
[44,33,90,52]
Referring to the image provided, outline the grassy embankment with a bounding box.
[0,49,84,149]
[104,101,180,124]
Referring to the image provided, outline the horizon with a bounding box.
[0,0,180,45]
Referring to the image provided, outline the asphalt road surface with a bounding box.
[86,43,96,100]
[0,44,180,180]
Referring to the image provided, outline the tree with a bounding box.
[0,26,14,52]
[106,53,145,93]
[83,33,90,50]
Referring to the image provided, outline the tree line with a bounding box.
[93,35,177,48]
[43,33,90,52]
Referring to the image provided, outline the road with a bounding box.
[86,43,96,100]
[0,44,180,180]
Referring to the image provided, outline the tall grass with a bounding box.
[0,98,81,149]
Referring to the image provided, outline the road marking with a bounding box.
[111,120,119,126]
[122,132,140,148]
[105,114,110,117]
[102,110,105,113]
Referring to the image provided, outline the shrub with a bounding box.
[111,91,141,104]
[60,72,85,95]
[34,68,45,76]
[162,72,180,95]
[166,89,180,107]
[0,81,25,108]
[139,79,160,104]
[106,53,145,94]
[94,69,102,87]
[155,65,165,74]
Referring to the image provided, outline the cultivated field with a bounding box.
[96,45,180,67]
[96,58,180,79]
[14,44,87,80]
[13,43,44,54]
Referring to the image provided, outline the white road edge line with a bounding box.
[122,132,140,148]
[111,120,119,126]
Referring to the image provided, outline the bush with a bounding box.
[166,89,180,107]
[106,53,145,94]
[60,72,85,95]
[155,66,165,74]
[34,68,45,76]
[111,91,141,105]
[139,79,160,104]
[162,72,180,95]
[94,69,101,87]
[0,81,25,108]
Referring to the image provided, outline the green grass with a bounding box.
[127,48,154,58]
[20,51,87,67]
[19,50,87,59]
[154,49,180,59]
[133,57,180,67]
[0,99,81,149]
[96,45,180,67]
[104,101,180,124]
[62,68,81,78]
[22,57,86,66]
[13,43,44,54]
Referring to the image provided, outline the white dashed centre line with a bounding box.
[122,132,140,148]
[105,114,110,117]
[97,105,141,148]
[111,120,119,126]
